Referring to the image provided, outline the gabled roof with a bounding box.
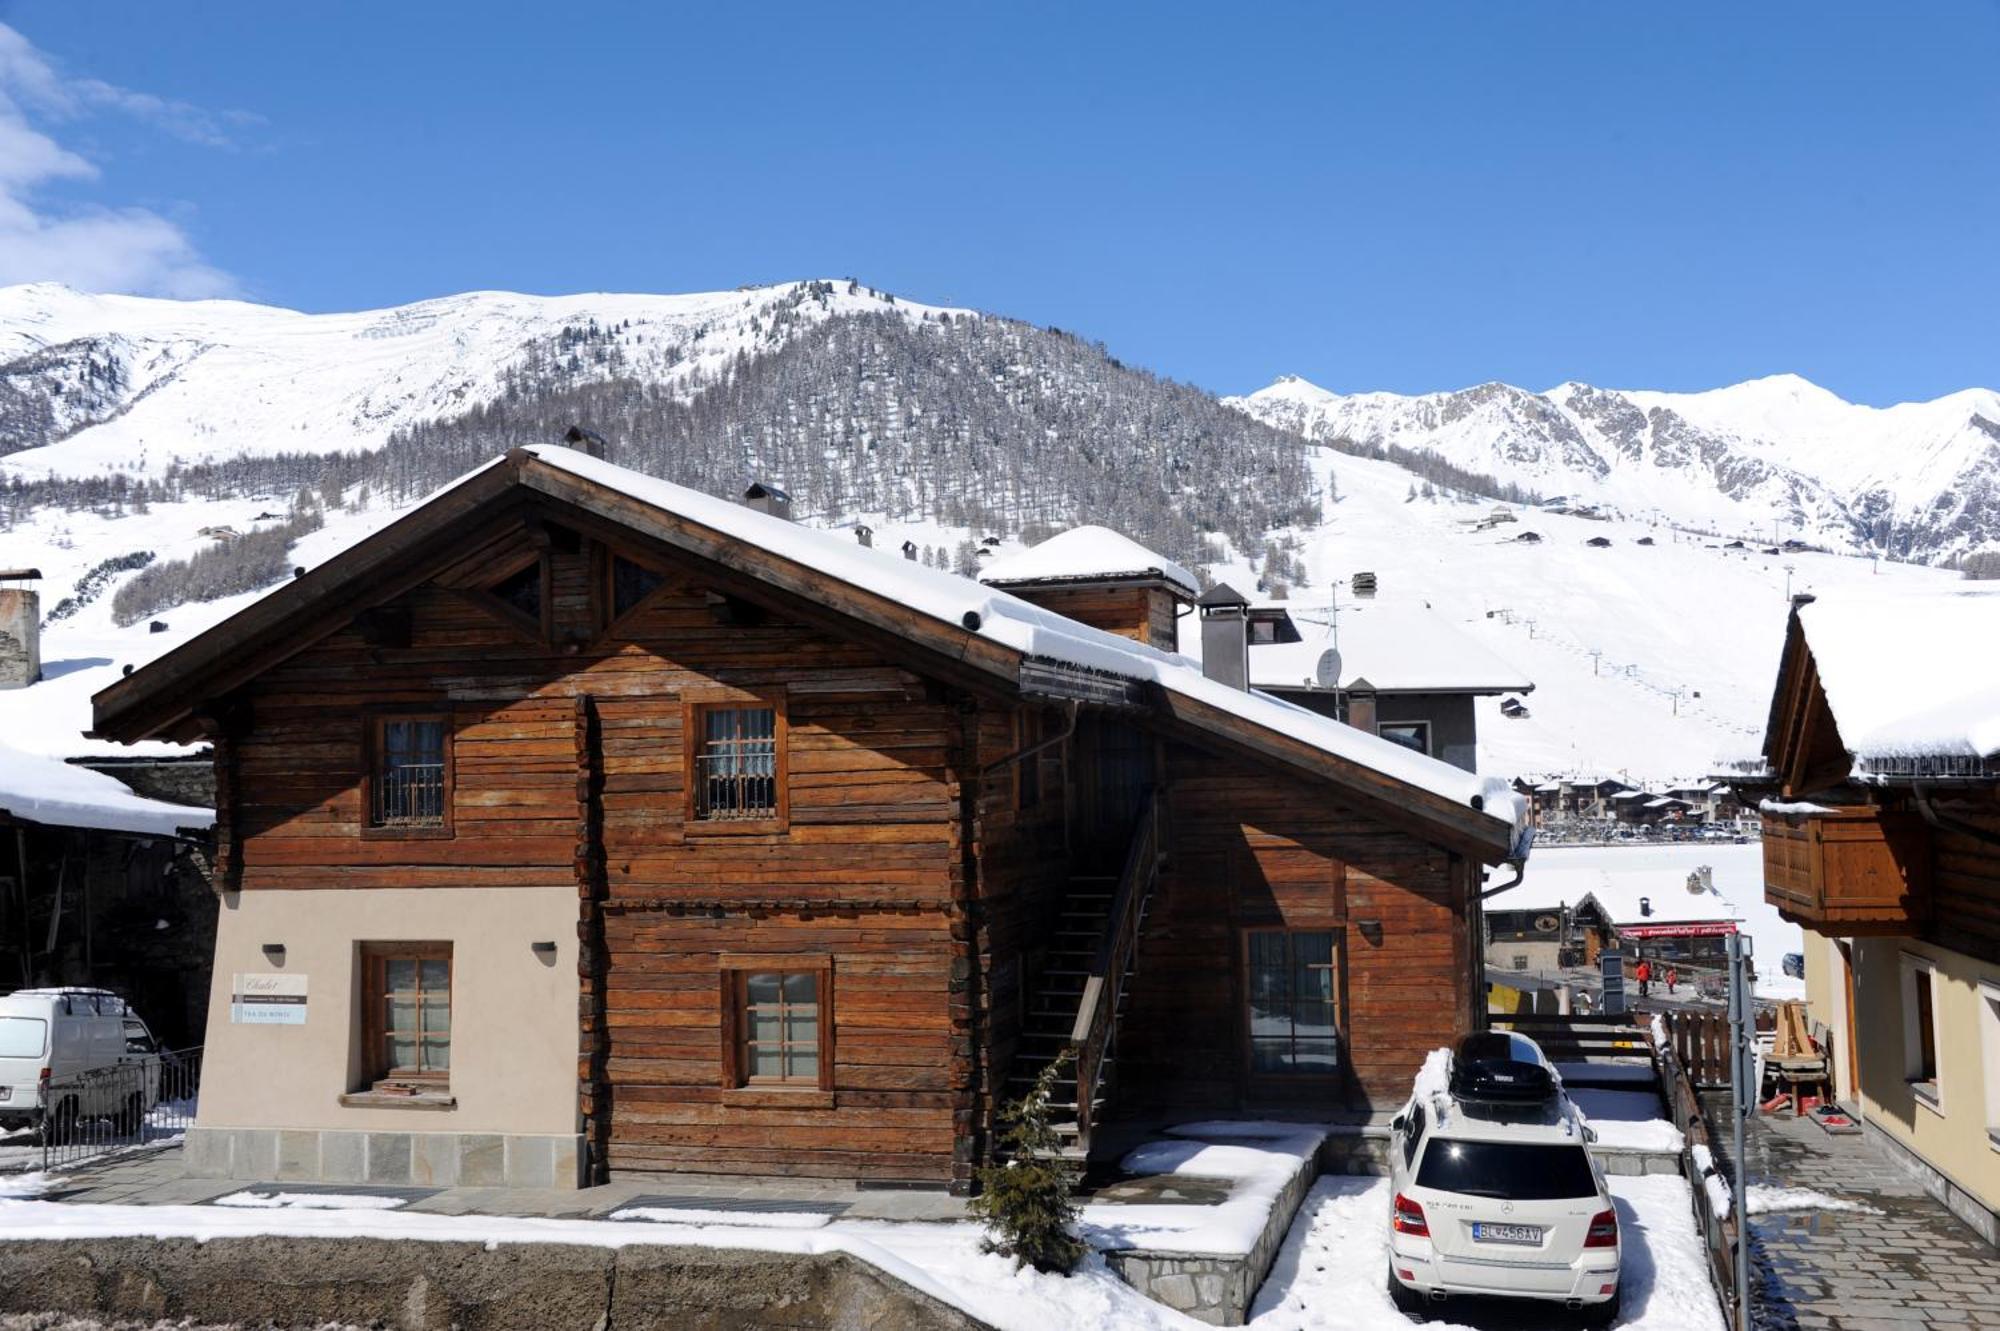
[978,525,1199,599]
[93,446,1524,858]
[1250,602,1533,696]
[1761,585,2000,790]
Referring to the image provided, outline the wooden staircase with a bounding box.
[1000,791,1162,1162]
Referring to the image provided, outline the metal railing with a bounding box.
[694,751,778,821]
[1067,788,1161,1153]
[30,1046,202,1173]
[374,762,446,826]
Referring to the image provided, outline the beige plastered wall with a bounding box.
[1849,934,1999,1215]
[197,887,579,1137]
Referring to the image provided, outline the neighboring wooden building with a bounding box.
[94,445,1526,1191]
[1746,587,2000,1245]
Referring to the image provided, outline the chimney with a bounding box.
[855,525,874,548]
[1197,582,1251,690]
[0,569,43,689]
[1352,571,1378,599]
[741,482,793,521]
[1345,684,1378,736]
[902,540,919,562]
[561,425,608,459]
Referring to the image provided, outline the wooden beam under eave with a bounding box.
[93,454,535,744]
[1152,692,1516,861]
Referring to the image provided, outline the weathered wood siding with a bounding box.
[1002,585,1179,651]
[1925,792,2000,966]
[227,512,979,1183]
[1117,745,1476,1112]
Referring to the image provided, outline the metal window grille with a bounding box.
[695,707,777,820]
[374,719,446,827]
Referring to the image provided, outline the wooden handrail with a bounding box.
[1066,789,1162,1151]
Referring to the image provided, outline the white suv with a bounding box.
[1386,1033,1621,1323]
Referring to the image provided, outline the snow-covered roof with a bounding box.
[977,525,1199,599]
[96,445,1524,851]
[0,743,211,838]
[1247,601,1534,696]
[1795,583,2000,762]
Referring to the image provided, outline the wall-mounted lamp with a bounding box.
[1356,920,1384,947]
[531,941,558,956]
[261,943,286,964]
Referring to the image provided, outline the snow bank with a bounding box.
[1744,1185,1880,1217]
[0,742,212,837]
[1568,1090,1685,1153]
[610,1205,832,1230]
[979,526,1199,599]
[1081,1122,1324,1257]
[212,1190,407,1211]
[1796,584,2000,763]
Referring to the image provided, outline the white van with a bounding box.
[1387,1033,1621,1323]
[0,988,161,1141]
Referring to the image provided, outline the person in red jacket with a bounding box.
[1635,956,1653,997]
[1666,965,1680,996]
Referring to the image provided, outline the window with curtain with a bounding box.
[734,970,823,1085]
[371,716,448,829]
[693,705,779,821]
[1246,929,1338,1075]
[365,945,451,1086]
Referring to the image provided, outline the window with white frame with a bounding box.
[1979,981,2000,1149]
[1900,953,1940,1108]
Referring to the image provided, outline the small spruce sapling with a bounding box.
[971,1049,1085,1275]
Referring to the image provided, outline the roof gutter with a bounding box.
[1911,785,2000,849]
[1480,826,1536,900]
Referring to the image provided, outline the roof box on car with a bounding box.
[1448,1031,1559,1107]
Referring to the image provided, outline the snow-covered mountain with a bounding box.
[1231,373,2000,562]
[0,279,1977,787]
[0,279,964,476]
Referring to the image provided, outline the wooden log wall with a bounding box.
[1118,744,1475,1113]
[1925,792,2000,966]
[227,509,1010,1184]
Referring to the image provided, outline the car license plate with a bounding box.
[1472,1222,1542,1245]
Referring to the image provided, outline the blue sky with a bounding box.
[1,2,1996,404]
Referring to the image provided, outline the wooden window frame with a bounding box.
[1240,927,1343,1085]
[595,543,678,637]
[473,550,553,643]
[719,953,833,1106]
[683,689,789,835]
[1375,719,1432,757]
[360,709,455,840]
[356,942,453,1095]
[1901,951,1942,1111]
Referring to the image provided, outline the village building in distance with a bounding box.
[91,443,1530,1192]
[1742,585,2000,1245]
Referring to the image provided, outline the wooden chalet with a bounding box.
[1747,588,2000,1244]
[93,444,1526,1192]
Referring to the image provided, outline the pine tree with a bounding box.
[970,1050,1085,1275]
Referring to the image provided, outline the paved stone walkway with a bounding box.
[1707,1098,2000,1330]
[21,1143,970,1222]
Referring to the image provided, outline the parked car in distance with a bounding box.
[0,988,161,1142]
[1388,1033,1621,1323]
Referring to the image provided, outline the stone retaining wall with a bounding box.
[0,1236,987,1331]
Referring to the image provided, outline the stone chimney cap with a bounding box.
[561,425,608,458]
[0,569,41,582]
[1197,581,1250,610]
[743,481,791,502]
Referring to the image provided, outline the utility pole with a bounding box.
[1727,931,1755,1331]
[1784,563,1796,601]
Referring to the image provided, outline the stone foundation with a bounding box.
[1862,1118,2000,1248]
[0,1236,985,1331]
[182,1125,586,1190]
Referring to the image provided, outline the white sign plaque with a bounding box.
[231,972,308,1025]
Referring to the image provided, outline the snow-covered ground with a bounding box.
[1083,1121,1325,1256]
[0,1168,1726,1331]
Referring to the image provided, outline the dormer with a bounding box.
[978,526,1196,652]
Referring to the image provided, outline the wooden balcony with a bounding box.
[1762,805,1930,934]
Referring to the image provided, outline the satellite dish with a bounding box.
[1314,648,1342,690]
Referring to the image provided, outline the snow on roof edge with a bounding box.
[0,744,212,838]
[517,445,1523,843]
